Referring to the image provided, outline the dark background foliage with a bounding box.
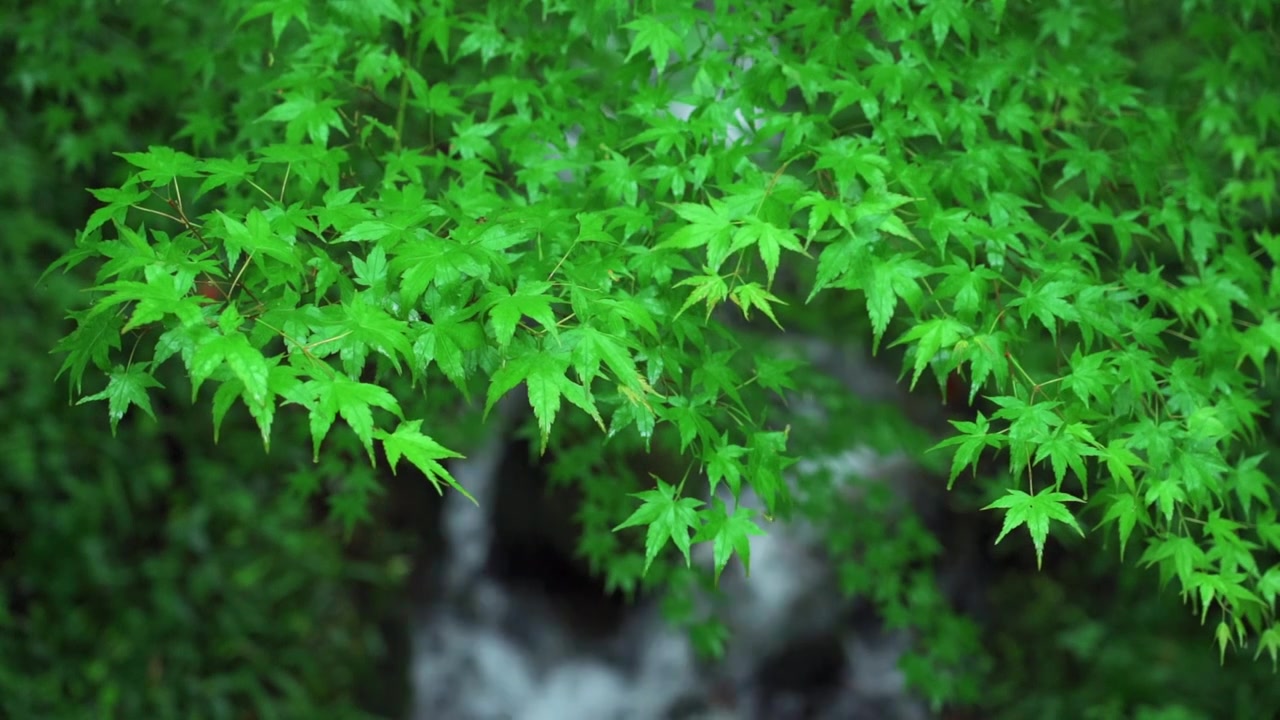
[0,3,426,717]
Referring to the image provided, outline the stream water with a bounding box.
[406,351,961,720]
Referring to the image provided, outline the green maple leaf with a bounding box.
[623,15,683,74]
[923,207,971,255]
[220,333,273,410]
[865,255,931,352]
[927,0,971,45]
[212,363,301,450]
[114,146,200,186]
[747,431,791,516]
[260,94,347,146]
[935,262,993,318]
[984,488,1086,569]
[486,350,601,452]
[77,365,164,435]
[1140,535,1208,589]
[1063,348,1110,407]
[808,229,875,302]
[54,309,124,396]
[1258,626,1280,671]
[675,271,730,320]
[375,420,473,503]
[991,396,1064,478]
[706,437,747,497]
[211,376,274,450]
[814,136,890,190]
[239,0,310,43]
[412,315,485,395]
[476,75,544,118]
[88,280,190,333]
[567,324,640,389]
[1051,131,1112,198]
[596,295,660,340]
[657,396,717,453]
[929,412,1005,489]
[195,155,259,198]
[730,282,785,329]
[694,499,767,583]
[656,201,733,253]
[614,479,705,573]
[352,246,390,290]
[953,332,1009,401]
[338,299,413,375]
[608,398,656,448]
[305,372,405,463]
[737,213,803,284]
[890,317,973,390]
[691,351,746,411]
[392,239,491,307]
[79,185,149,237]
[1145,478,1188,524]
[188,331,272,412]
[338,220,400,245]
[216,209,302,270]
[1033,423,1097,490]
[795,191,853,242]
[485,280,560,348]
[1232,454,1272,516]
[1100,491,1144,561]
[752,353,803,396]
[1009,279,1080,340]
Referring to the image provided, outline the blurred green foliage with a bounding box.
[0,2,408,718]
